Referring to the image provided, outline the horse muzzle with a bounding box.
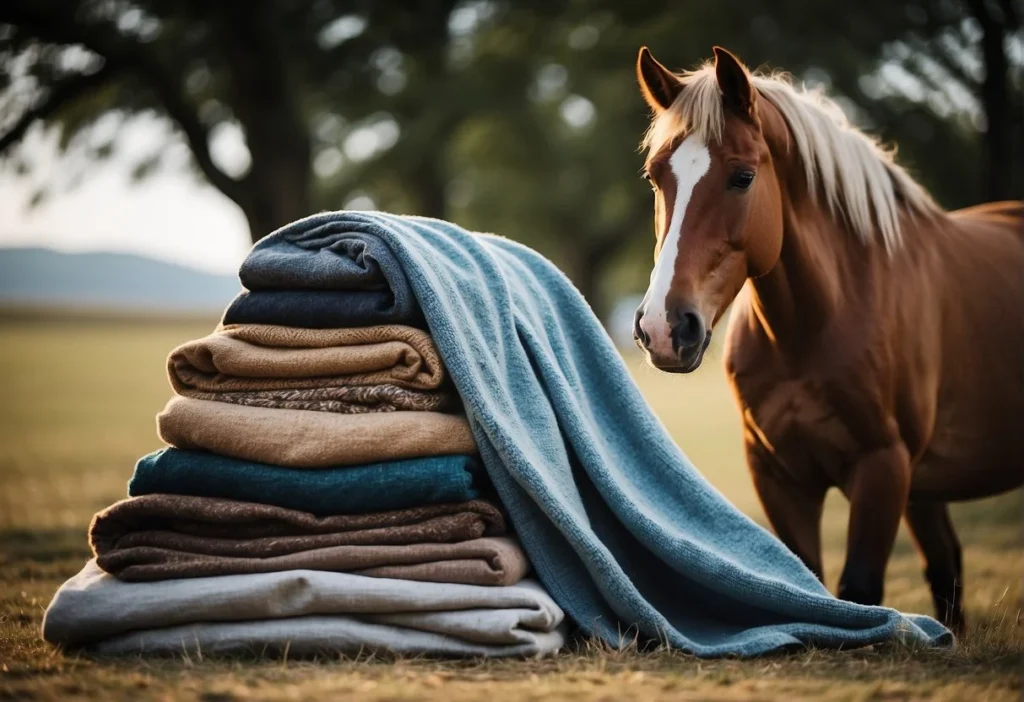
[634,305,711,373]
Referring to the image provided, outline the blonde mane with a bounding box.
[642,64,940,252]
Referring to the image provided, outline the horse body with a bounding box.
[917,202,1024,496]
[726,199,1024,502]
[633,45,1024,633]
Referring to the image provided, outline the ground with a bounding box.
[0,317,1020,701]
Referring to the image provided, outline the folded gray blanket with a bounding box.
[43,561,566,658]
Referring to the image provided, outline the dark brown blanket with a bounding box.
[91,495,519,584]
[95,537,529,585]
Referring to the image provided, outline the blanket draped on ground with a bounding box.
[129,449,484,515]
[222,231,425,328]
[90,495,524,585]
[157,397,476,467]
[239,211,951,658]
[43,562,564,657]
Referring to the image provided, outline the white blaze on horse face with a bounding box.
[640,135,712,359]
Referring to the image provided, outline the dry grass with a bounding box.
[1,318,1021,701]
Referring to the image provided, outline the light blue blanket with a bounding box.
[249,211,952,657]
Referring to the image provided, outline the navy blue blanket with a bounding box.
[222,229,424,328]
[129,449,483,516]
[232,211,951,657]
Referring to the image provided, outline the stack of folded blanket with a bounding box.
[45,212,951,661]
[43,231,566,658]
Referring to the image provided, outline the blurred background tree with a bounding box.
[1,0,1021,316]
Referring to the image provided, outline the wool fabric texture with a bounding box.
[222,230,424,328]
[43,562,565,658]
[169,324,449,393]
[234,211,952,657]
[156,396,476,467]
[90,494,521,584]
[128,449,484,515]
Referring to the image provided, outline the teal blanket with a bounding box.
[129,449,483,516]
[240,212,952,657]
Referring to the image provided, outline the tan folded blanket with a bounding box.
[168,324,448,393]
[181,384,457,414]
[91,496,521,584]
[157,396,477,467]
[96,538,528,585]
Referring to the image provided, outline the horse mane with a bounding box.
[642,63,941,252]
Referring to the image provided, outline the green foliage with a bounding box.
[0,0,1020,313]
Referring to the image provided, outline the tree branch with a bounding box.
[0,62,117,154]
[0,1,248,206]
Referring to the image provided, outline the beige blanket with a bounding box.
[169,324,448,392]
[157,396,477,467]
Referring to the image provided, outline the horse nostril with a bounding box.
[671,309,705,353]
[633,308,650,349]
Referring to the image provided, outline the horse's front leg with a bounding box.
[838,443,912,606]
[746,435,828,580]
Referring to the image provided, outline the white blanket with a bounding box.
[43,560,567,658]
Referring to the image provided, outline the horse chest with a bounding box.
[734,374,859,486]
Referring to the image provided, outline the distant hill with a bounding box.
[0,247,241,314]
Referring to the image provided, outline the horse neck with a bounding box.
[747,115,876,351]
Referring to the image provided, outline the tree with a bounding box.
[2,1,1020,317]
[0,0,320,239]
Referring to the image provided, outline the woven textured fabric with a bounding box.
[222,230,424,328]
[42,562,565,658]
[168,324,449,393]
[128,449,484,515]
[156,396,476,467]
[90,494,519,584]
[232,211,952,658]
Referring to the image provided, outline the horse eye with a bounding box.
[729,169,755,190]
[641,171,652,182]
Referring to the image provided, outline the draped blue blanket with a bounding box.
[222,230,425,328]
[130,449,483,516]
[239,211,952,657]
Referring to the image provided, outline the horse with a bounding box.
[631,45,1024,633]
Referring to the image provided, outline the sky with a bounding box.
[0,120,252,275]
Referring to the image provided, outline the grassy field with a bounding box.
[0,317,1020,701]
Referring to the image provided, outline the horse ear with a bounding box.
[637,46,683,113]
[713,46,756,117]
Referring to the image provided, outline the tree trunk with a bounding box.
[412,162,448,220]
[968,0,1016,200]
[239,156,312,243]
[209,5,312,243]
[564,237,625,322]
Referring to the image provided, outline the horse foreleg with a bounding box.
[747,437,827,580]
[838,444,911,606]
[905,501,965,633]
